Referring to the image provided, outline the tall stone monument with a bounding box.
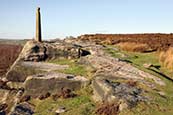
[35,7,42,42]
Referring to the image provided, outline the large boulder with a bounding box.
[20,40,89,62]
[24,72,89,97]
[92,77,147,109]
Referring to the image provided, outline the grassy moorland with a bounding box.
[0,39,28,46]
[78,34,173,50]
[0,39,27,77]
[0,44,22,77]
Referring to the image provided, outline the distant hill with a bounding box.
[0,39,29,46]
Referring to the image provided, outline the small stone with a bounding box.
[158,91,166,97]
[55,107,66,114]
[20,95,31,102]
[119,100,128,111]
[16,90,24,97]
[143,63,153,68]
[38,92,50,100]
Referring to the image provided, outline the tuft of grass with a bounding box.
[117,42,150,52]
[159,47,173,71]
[62,64,87,76]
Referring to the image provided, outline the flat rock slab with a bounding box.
[24,72,89,97]
[92,77,147,109]
[6,61,68,82]
[21,61,69,72]
[80,55,165,86]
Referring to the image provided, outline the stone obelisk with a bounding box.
[35,7,42,42]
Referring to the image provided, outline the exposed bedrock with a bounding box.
[92,77,147,110]
[79,54,165,86]
[23,72,89,97]
[20,40,90,62]
[5,40,91,82]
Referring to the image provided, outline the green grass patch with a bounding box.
[30,87,96,115]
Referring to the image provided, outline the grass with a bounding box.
[31,96,95,115]
[159,47,173,72]
[48,58,95,78]
[117,42,150,52]
[30,86,96,115]
[105,45,158,65]
[105,45,173,115]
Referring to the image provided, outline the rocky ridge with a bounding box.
[0,39,166,115]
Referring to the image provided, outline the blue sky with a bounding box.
[0,0,173,39]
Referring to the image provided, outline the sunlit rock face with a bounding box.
[24,72,89,97]
[19,40,88,62]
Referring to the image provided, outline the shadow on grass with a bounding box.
[148,68,173,82]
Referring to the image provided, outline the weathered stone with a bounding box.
[6,61,69,82]
[10,102,34,115]
[24,72,89,97]
[6,82,24,90]
[18,40,90,62]
[5,39,91,83]
[38,92,50,100]
[19,95,31,103]
[55,107,66,114]
[158,91,166,98]
[143,63,153,68]
[92,77,146,109]
[20,41,47,61]
[20,61,69,72]
[80,54,165,86]
[119,99,128,111]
